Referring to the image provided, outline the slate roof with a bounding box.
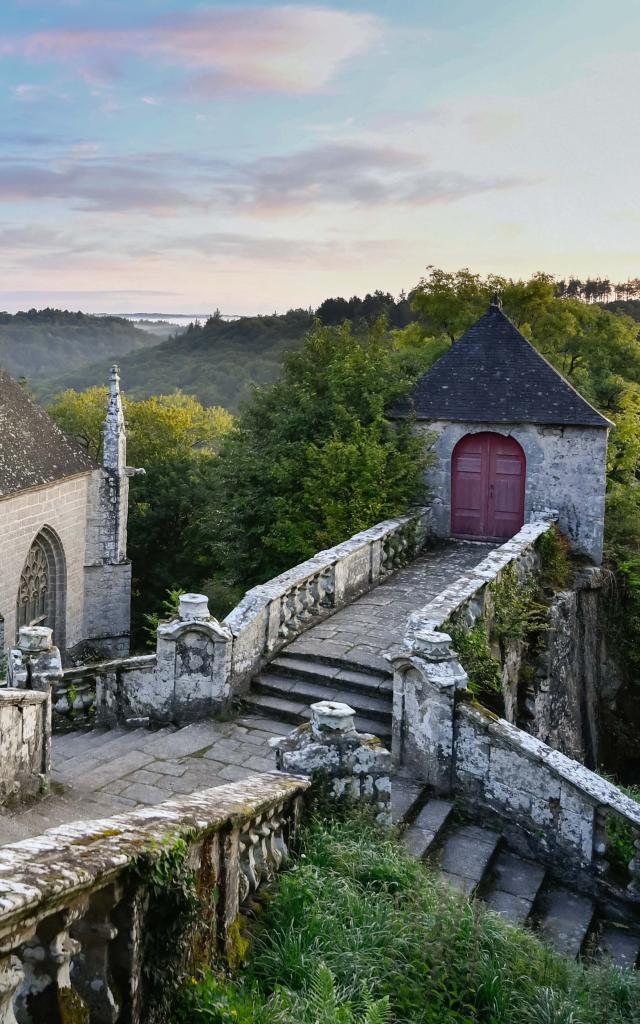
[0,368,97,498]
[395,302,611,428]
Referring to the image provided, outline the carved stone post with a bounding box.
[391,626,469,794]
[0,956,22,1024]
[274,700,392,821]
[156,594,233,724]
[6,626,57,777]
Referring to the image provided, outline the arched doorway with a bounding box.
[451,433,525,540]
[16,526,67,649]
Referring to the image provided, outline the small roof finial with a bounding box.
[490,291,502,309]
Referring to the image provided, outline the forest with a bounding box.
[0,308,165,381]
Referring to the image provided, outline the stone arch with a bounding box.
[16,525,67,651]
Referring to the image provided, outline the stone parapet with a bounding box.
[0,773,308,1022]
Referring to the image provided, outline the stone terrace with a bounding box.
[0,539,493,846]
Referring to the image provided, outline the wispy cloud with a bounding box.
[216,142,523,213]
[4,5,381,95]
[0,160,203,213]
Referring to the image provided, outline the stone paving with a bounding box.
[0,539,494,847]
[285,539,495,671]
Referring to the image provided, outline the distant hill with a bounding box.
[35,309,315,411]
[0,309,165,381]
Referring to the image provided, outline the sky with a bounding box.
[0,0,638,315]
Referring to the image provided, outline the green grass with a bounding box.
[175,815,640,1024]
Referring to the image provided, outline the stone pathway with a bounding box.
[0,540,494,847]
[284,539,495,670]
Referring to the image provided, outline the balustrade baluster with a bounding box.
[628,833,640,894]
[592,805,609,876]
[71,882,123,1024]
[0,955,22,1024]
[18,901,90,1023]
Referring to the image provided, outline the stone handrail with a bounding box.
[0,773,308,1023]
[54,655,156,731]
[224,509,431,688]
[392,628,640,900]
[405,518,553,640]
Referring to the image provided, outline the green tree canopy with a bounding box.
[206,319,436,588]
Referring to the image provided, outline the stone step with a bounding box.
[391,779,424,824]
[597,923,640,968]
[535,888,596,960]
[53,729,150,778]
[483,850,547,926]
[402,798,455,858]
[51,727,129,764]
[433,823,502,896]
[242,692,391,742]
[253,673,392,723]
[271,653,392,694]
[282,644,391,677]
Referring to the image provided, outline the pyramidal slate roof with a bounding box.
[397,302,611,428]
[0,368,96,498]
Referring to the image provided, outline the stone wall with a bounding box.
[417,420,607,564]
[0,472,92,655]
[0,773,308,1022]
[391,629,640,903]
[0,690,50,805]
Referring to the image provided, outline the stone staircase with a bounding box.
[392,783,640,968]
[246,649,393,743]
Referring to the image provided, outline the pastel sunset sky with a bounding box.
[0,0,638,314]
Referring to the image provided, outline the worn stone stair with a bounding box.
[395,788,640,969]
[247,650,393,742]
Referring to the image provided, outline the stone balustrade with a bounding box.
[392,628,640,900]
[0,773,308,1023]
[226,509,431,689]
[49,511,431,731]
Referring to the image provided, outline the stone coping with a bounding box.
[463,703,640,829]
[408,520,552,632]
[0,689,48,706]
[225,510,429,635]
[62,654,156,679]
[0,773,308,939]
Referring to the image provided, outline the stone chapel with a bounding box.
[396,298,612,563]
[0,365,132,661]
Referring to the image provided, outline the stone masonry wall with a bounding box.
[0,472,92,655]
[417,420,607,564]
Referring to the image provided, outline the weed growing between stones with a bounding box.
[173,815,640,1024]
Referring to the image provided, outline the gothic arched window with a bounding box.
[16,527,66,649]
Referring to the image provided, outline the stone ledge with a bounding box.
[0,690,48,707]
[0,773,309,936]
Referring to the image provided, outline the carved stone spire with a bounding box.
[102,364,126,474]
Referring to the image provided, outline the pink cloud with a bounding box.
[4,5,381,94]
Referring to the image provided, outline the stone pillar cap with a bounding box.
[18,625,53,653]
[311,700,356,735]
[410,628,452,661]
[178,594,210,621]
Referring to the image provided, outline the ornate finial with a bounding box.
[109,364,121,388]
[490,292,502,308]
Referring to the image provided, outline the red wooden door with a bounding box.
[451,433,525,540]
